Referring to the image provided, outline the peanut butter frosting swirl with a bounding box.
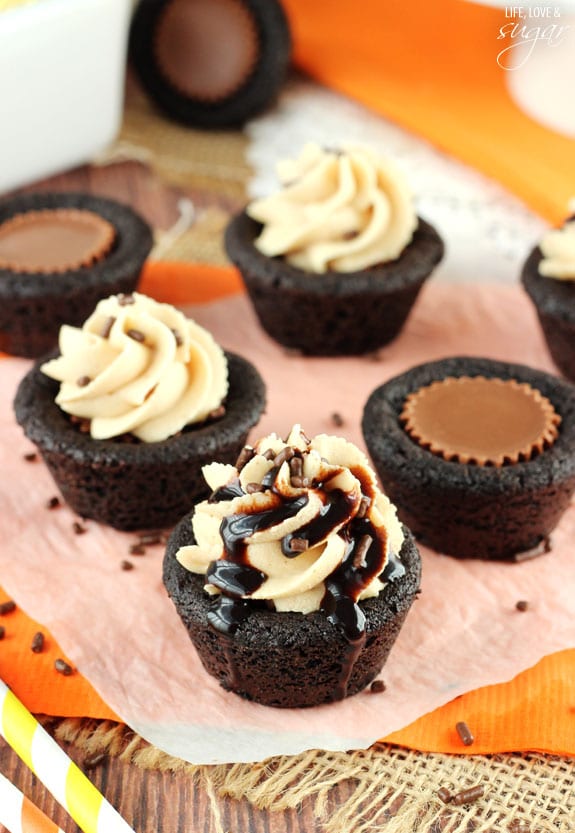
[247,143,417,274]
[538,220,575,280]
[177,425,405,635]
[41,293,228,442]
[401,376,561,466]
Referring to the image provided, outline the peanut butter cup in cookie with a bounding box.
[130,0,291,127]
[164,425,421,708]
[522,216,575,382]
[225,143,444,356]
[0,193,152,357]
[362,357,575,560]
[14,292,266,531]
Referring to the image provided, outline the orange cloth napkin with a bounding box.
[3,261,575,757]
[281,0,575,225]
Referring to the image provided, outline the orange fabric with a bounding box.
[4,260,575,756]
[281,0,575,225]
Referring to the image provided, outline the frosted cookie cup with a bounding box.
[14,292,266,531]
[163,425,421,708]
[225,143,444,356]
[521,216,575,382]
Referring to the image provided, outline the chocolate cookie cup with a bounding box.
[0,193,152,358]
[130,0,291,128]
[14,352,266,531]
[362,357,575,560]
[521,219,575,383]
[225,211,444,356]
[164,518,420,709]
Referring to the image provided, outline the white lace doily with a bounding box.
[245,79,549,284]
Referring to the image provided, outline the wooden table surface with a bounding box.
[0,155,327,833]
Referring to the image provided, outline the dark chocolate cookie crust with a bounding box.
[225,211,444,356]
[14,352,266,531]
[163,520,421,708]
[130,0,291,127]
[0,192,153,358]
[521,239,575,382]
[362,356,575,560]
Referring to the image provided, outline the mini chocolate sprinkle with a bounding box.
[127,328,145,343]
[289,537,309,553]
[129,543,146,556]
[370,680,386,694]
[54,658,73,676]
[290,476,310,489]
[331,412,345,427]
[171,328,183,347]
[263,449,277,461]
[209,405,226,420]
[353,534,373,569]
[357,496,371,519]
[73,521,86,535]
[23,452,38,462]
[273,447,295,467]
[437,787,452,804]
[31,632,45,653]
[121,560,134,571]
[0,626,5,640]
[0,601,16,616]
[100,316,116,338]
[84,752,108,771]
[246,483,264,494]
[46,496,61,510]
[137,533,163,546]
[289,457,303,480]
[515,600,529,612]
[117,293,135,306]
[76,375,91,388]
[451,785,484,806]
[455,721,475,747]
[235,446,255,470]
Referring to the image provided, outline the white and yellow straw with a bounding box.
[0,680,136,833]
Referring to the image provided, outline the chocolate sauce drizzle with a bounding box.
[204,445,405,701]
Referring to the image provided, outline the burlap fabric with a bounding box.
[80,79,573,831]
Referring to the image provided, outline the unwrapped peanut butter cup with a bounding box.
[0,209,115,274]
[400,376,561,466]
[130,0,291,127]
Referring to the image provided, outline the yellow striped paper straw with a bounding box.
[0,771,65,833]
[0,680,136,833]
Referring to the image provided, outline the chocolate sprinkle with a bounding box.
[31,632,45,653]
[0,601,16,615]
[331,412,345,427]
[455,721,475,747]
[46,496,61,510]
[451,785,484,806]
[76,375,91,387]
[73,521,86,535]
[54,658,73,676]
[235,446,255,471]
[100,316,116,339]
[23,452,38,462]
[263,449,276,461]
[0,626,5,640]
[357,496,371,519]
[289,456,303,480]
[515,599,529,612]
[370,679,386,694]
[353,534,373,569]
[84,752,108,770]
[127,328,146,343]
[289,537,309,553]
[437,787,452,804]
[121,560,134,571]
[129,543,146,556]
[273,446,295,467]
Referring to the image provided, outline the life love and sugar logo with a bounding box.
[497,5,571,69]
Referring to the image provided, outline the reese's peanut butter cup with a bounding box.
[0,209,115,274]
[130,0,291,127]
[400,376,561,466]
